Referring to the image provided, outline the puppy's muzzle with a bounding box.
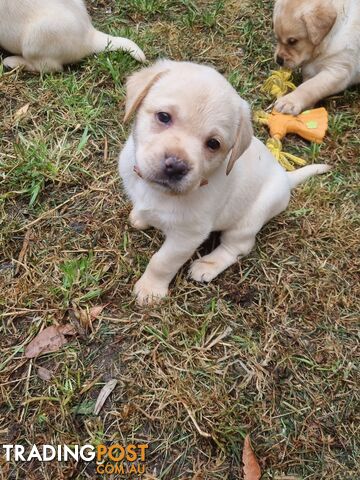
[163,156,189,181]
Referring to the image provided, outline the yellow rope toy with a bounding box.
[261,69,296,99]
[255,70,328,171]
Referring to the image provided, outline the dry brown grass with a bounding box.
[0,0,359,479]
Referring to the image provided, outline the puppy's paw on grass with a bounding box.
[275,93,304,115]
[129,209,149,230]
[134,277,168,305]
[190,259,220,283]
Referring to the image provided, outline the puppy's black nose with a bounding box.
[163,156,189,180]
[276,55,284,66]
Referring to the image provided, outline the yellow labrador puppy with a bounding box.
[0,0,145,72]
[119,60,330,305]
[274,0,360,114]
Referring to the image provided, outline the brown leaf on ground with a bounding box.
[93,379,117,415]
[72,304,106,333]
[37,366,53,381]
[89,305,105,320]
[24,325,76,359]
[14,103,30,122]
[243,435,261,480]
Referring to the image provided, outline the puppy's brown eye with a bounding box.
[206,138,221,151]
[157,112,172,124]
[288,38,298,46]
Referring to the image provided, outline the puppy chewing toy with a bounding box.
[256,70,329,171]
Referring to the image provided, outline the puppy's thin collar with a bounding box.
[133,165,143,178]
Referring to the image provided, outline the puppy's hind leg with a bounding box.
[3,56,36,71]
[29,58,64,73]
[190,188,290,283]
[20,19,72,73]
[189,228,257,283]
[4,55,63,73]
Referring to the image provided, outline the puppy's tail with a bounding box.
[91,30,146,62]
[287,164,332,189]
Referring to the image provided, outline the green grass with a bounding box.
[0,0,359,479]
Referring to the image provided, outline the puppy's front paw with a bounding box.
[134,276,168,305]
[129,209,149,230]
[275,93,304,115]
[190,259,220,283]
[128,42,146,63]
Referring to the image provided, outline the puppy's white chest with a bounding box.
[133,194,193,233]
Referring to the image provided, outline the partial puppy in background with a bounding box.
[273,0,360,115]
[119,60,331,305]
[0,0,145,73]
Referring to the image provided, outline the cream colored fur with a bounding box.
[119,60,331,305]
[274,0,360,114]
[0,0,145,72]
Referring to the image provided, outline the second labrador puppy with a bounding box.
[119,60,330,305]
[0,0,145,73]
[273,0,360,114]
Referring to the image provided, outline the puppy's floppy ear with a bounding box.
[226,100,253,175]
[302,2,337,46]
[124,61,170,123]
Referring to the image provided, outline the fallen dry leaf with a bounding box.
[24,324,76,359]
[243,435,261,480]
[72,304,106,332]
[37,366,53,381]
[14,103,30,122]
[89,305,105,320]
[58,324,77,336]
[94,379,117,415]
